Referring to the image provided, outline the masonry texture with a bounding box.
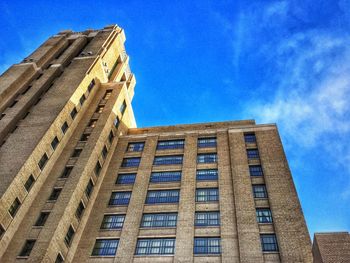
[0,25,313,262]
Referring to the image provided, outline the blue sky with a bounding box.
[1,0,349,238]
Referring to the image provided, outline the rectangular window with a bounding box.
[79,94,86,106]
[92,239,119,256]
[100,214,125,230]
[194,237,221,255]
[48,188,62,201]
[247,149,259,159]
[9,198,21,217]
[127,142,144,152]
[195,211,220,226]
[260,234,278,252]
[104,90,113,100]
[196,169,218,181]
[252,185,268,198]
[121,157,141,167]
[60,166,73,178]
[80,133,90,141]
[51,136,59,150]
[196,188,219,202]
[88,79,95,92]
[102,146,108,159]
[150,171,181,183]
[145,190,180,204]
[71,148,82,158]
[85,179,94,198]
[256,208,273,223]
[108,131,114,144]
[116,173,136,184]
[96,105,104,113]
[38,153,49,170]
[64,225,75,247]
[249,165,263,176]
[156,139,184,150]
[114,116,120,128]
[75,201,85,220]
[88,119,98,128]
[141,213,177,228]
[153,155,183,165]
[24,175,35,192]
[0,224,5,238]
[244,133,256,143]
[197,153,217,164]
[120,100,127,115]
[70,107,77,119]
[61,121,68,134]
[95,161,102,176]
[109,192,131,206]
[198,137,217,148]
[135,238,175,255]
[55,253,64,263]
[19,240,36,257]
[34,212,50,226]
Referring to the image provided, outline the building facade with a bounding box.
[0,25,312,262]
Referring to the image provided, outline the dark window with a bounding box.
[60,166,73,178]
[55,253,64,263]
[0,224,5,238]
[88,79,95,92]
[51,136,59,150]
[196,169,218,181]
[145,190,180,204]
[88,119,98,128]
[127,142,144,152]
[260,234,278,252]
[75,201,85,220]
[70,107,77,119]
[96,105,104,113]
[141,213,177,228]
[64,226,75,247]
[38,153,49,170]
[252,185,268,198]
[108,131,114,144]
[34,212,50,226]
[22,111,30,120]
[85,179,94,198]
[120,100,127,115]
[22,85,32,95]
[48,188,62,201]
[102,146,108,159]
[244,133,256,143]
[109,192,131,206]
[92,239,119,256]
[114,117,120,128]
[100,214,125,229]
[156,140,184,150]
[256,208,273,223]
[104,90,113,100]
[197,153,217,164]
[247,149,259,159]
[71,148,82,158]
[195,211,220,226]
[95,161,102,176]
[116,173,136,184]
[194,237,221,255]
[150,171,181,183]
[249,165,263,176]
[196,188,219,202]
[198,137,217,148]
[61,122,68,134]
[0,113,5,120]
[121,157,140,167]
[80,133,90,141]
[135,238,175,255]
[19,240,36,257]
[9,198,21,217]
[79,94,86,106]
[24,175,35,192]
[153,155,183,165]
[9,100,18,108]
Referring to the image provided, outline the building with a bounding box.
[312,232,350,262]
[0,25,313,262]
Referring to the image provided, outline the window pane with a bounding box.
[141,213,177,228]
[153,155,183,165]
[156,140,184,150]
[196,169,218,181]
[146,190,179,204]
[150,171,181,183]
[197,153,217,163]
[198,137,217,148]
[135,238,175,255]
[92,239,119,256]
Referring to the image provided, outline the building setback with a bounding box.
[0,25,312,262]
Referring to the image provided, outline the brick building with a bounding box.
[0,25,312,262]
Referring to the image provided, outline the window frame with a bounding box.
[150,171,181,183]
[140,213,178,228]
[145,190,180,204]
[196,169,218,181]
[252,184,268,198]
[195,211,220,227]
[127,142,145,152]
[116,173,136,184]
[195,188,219,202]
[194,237,221,255]
[135,238,176,255]
[197,153,217,164]
[197,137,217,148]
[92,239,119,256]
[24,174,35,192]
[156,139,185,150]
[121,157,141,168]
[100,214,125,230]
[109,191,132,206]
[260,234,279,252]
[256,208,273,223]
[153,155,183,165]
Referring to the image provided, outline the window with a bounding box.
[109,192,131,206]
[70,107,77,119]
[85,179,94,198]
[249,165,263,176]
[9,100,18,108]
[22,85,32,95]
[244,133,256,143]
[51,136,59,150]
[156,139,184,150]
[150,171,181,183]
[145,190,179,204]
[104,90,113,100]
[95,161,102,176]
[64,225,75,247]
[88,79,95,92]
[9,198,21,217]
[256,208,273,223]
[61,121,68,134]
[197,153,217,164]
[121,157,140,167]
[135,238,175,255]
[127,142,144,152]
[55,253,64,263]
[108,131,114,144]
[79,94,86,106]
[194,237,221,255]
[92,239,119,256]
[80,133,90,141]
[153,155,183,165]
[48,188,62,201]
[60,166,73,178]
[34,212,50,226]
[38,153,49,170]
[253,185,268,198]
[71,148,82,158]
[196,188,219,202]
[247,149,259,159]
[19,240,36,257]
[0,224,5,238]
[116,173,136,184]
[0,113,5,120]
[260,234,278,252]
[100,214,125,229]
[114,116,120,128]
[141,213,177,228]
[196,169,218,181]
[96,105,104,113]
[76,201,85,220]
[102,146,108,159]
[198,137,217,148]
[88,119,98,128]
[195,211,220,226]
[24,175,35,192]
[120,100,127,115]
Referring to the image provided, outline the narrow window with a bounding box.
[19,240,36,257]
[108,131,114,144]
[247,149,259,159]
[60,166,73,178]
[256,208,273,223]
[252,185,268,198]
[0,113,5,120]
[75,201,85,220]
[120,100,127,115]
[100,214,125,229]
[249,165,263,176]
[34,212,50,226]
[0,224,5,238]
[195,211,220,226]
[71,148,82,158]
[96,105,104,113]
[244,133,256,143]
[260,234,279,252]
[48,188,62,201]
[9,198,21,217]
[61,121,68,134]
[116,173,136,184]
[95,161,102,176]
[85,179,94,198]
[195,188,219,202]
[51,136,59,150]
[88,119,98,128]
[38,153,49,170]
[9,100,18,108]
[22,85,32,95]
[114,116,120,128]
[64,225,75,247]
[103,90,113,100]
[92,239,119,256]
[24,175,35,192]
[80,133,90,141]
[88,79,95,92]
[55,253,64,263]
[194,237,221,255]
[70,107,77,119]
[101,146,108,159]
[79,94,86,106]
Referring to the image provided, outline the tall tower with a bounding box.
[0,25,312,262]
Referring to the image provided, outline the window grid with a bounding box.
[79,94,86,106]
[95,161,102,176]
[249,165,263,176]
[114,117,120,128]
[127,142,144,152]
[121,157,141,167]
[0,224,5,238]
[48,188,62,201]
[196,169,218,181]
[135,238,175,255]
[38,153,49,170]
[75,201,85,220]
[260,234,279,252]
[109,192,131,206]
[101,215,125,229]
[195,211,220,226]
[120,100,127,115]
[197,153,217,164]
[24,175,35,192]
[116,174,136,184]
[156,140,184,150]
[198,137,217,148]
[102,146,108,159]
[196,188,219,202]
[61,122,68,134]
[70,107,77,119]
[150,171,181,183]
[256,208,273,223]
[51,136,59,150]
[85,180,94,198]
[34,212,50,226]
[9,198,21,217]
[244,133,256,143]
[55,253,64,263]
[252,185,268,198]
[146,190,180,204]
[88,79,95,92]
[247,149,259,159]
[92,239,119,256]
[153,155,183,165]
[61,166,73,178]
[19,240,36,257]
[194,237,221,255]
[141,213,177,228]
[64,226,75,247]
